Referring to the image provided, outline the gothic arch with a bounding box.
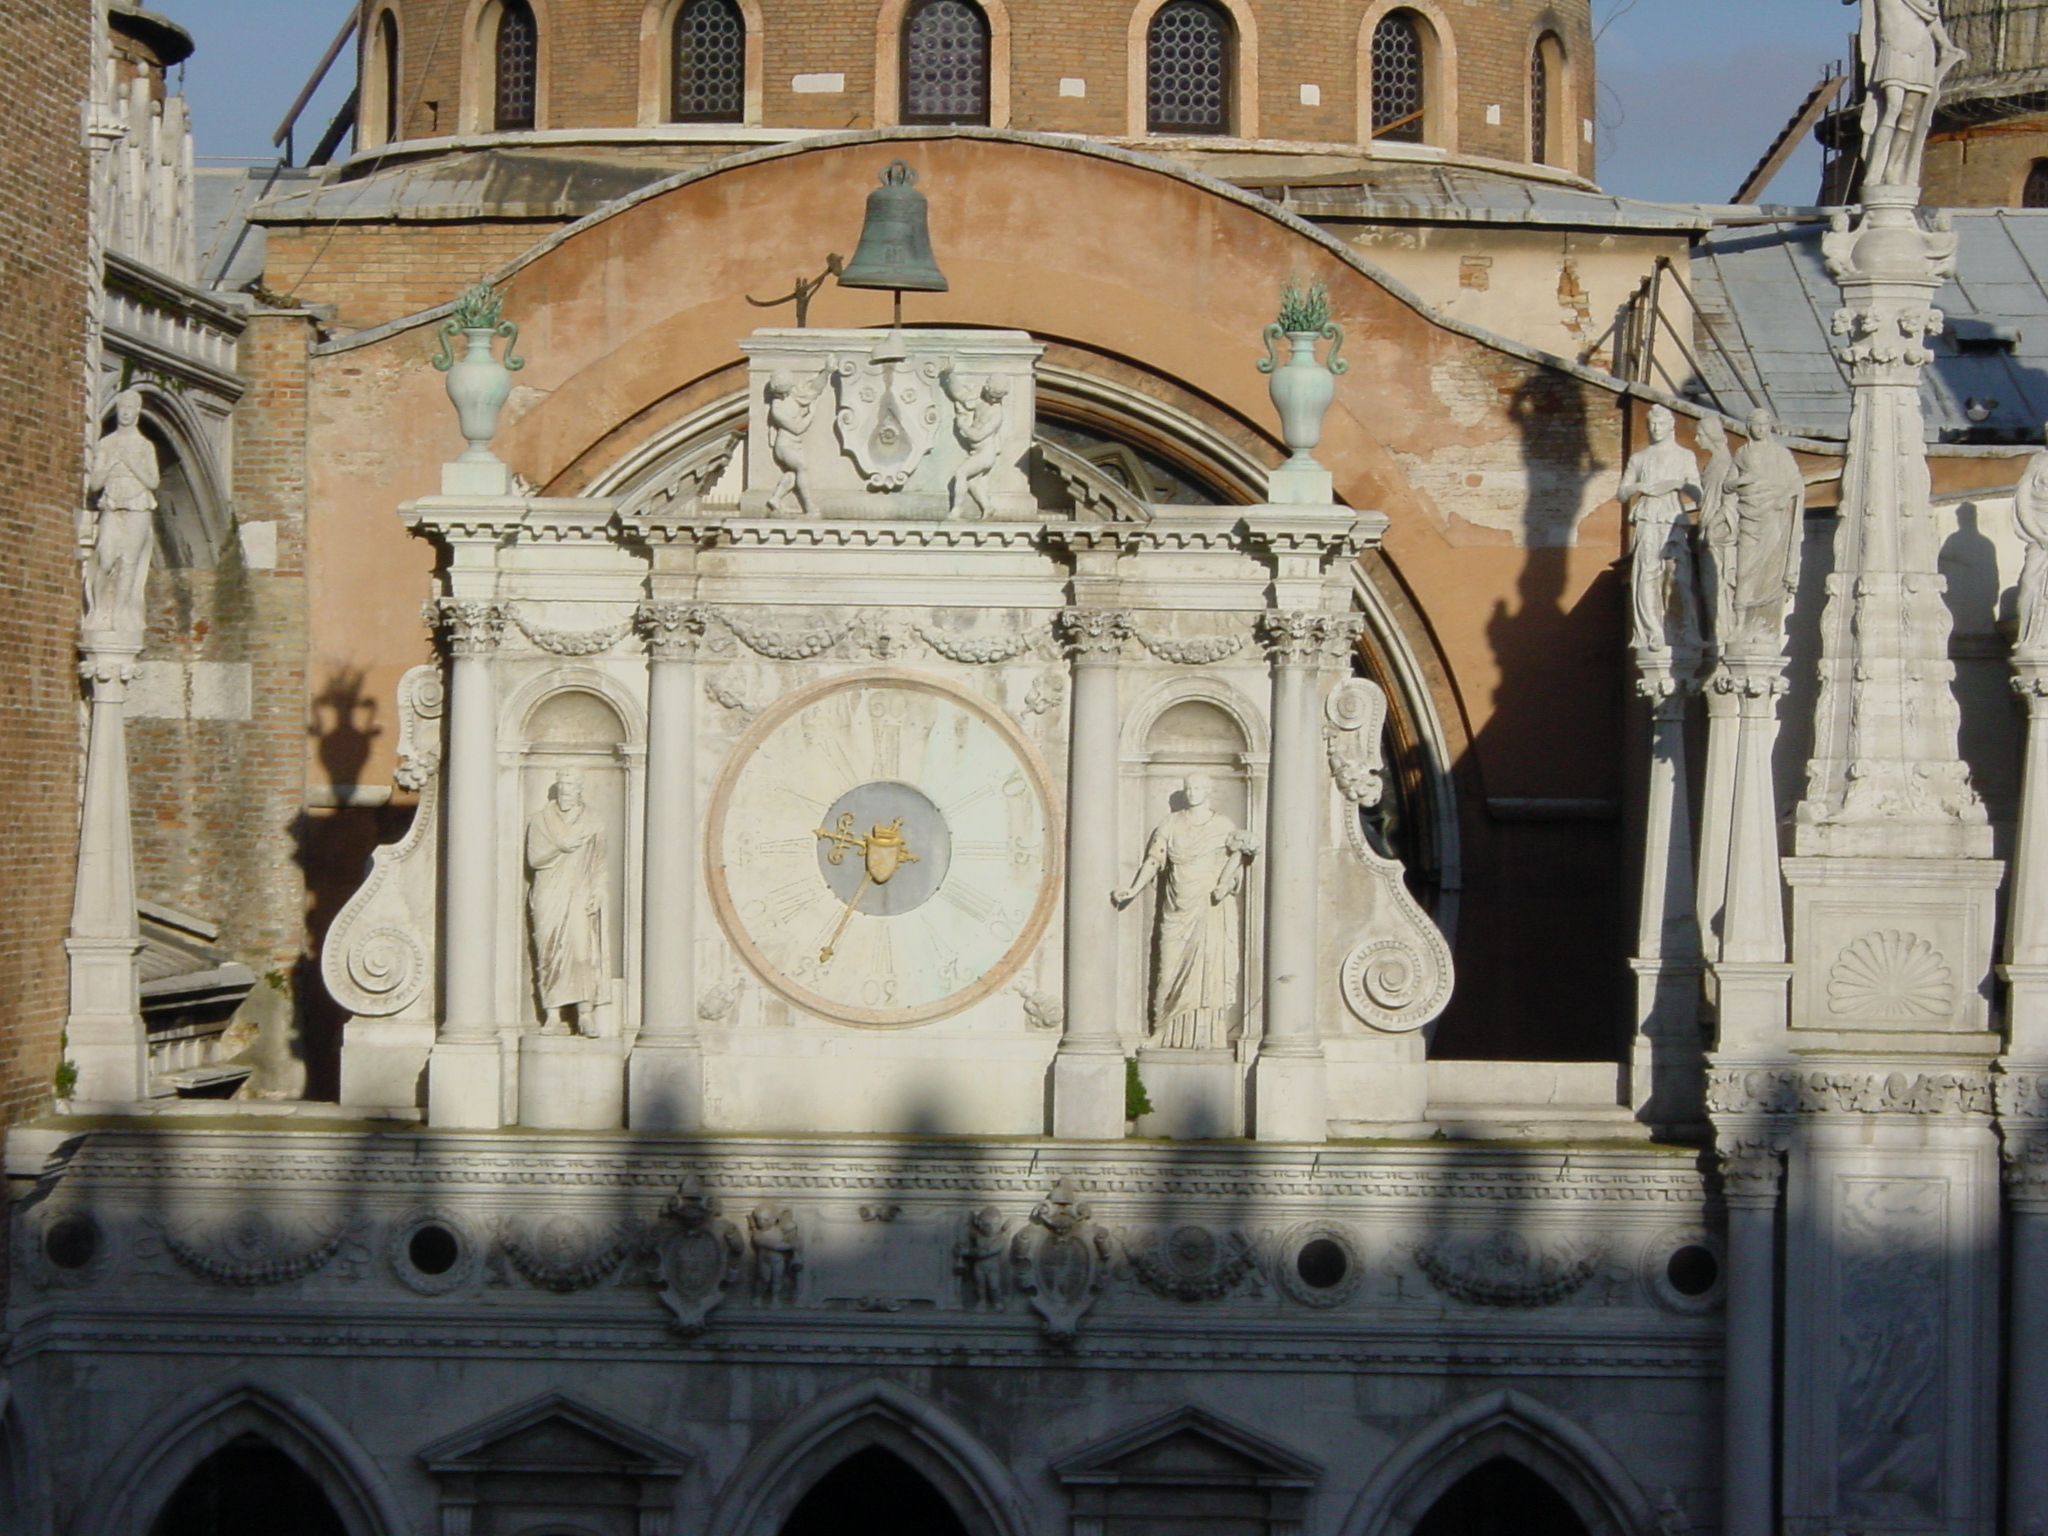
[1340,1389,1654,1536]
[70,1380,407,1536]
[704,1379,1031,1536]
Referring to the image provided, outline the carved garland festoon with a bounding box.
[1706,1066,1996,1116]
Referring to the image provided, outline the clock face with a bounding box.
[707,669,1060,1026]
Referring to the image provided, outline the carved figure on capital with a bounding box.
[2017,436,2048,659]
[526,770,607,1036]
[748,1205,802,1305]
[941,368,1009,520]
[954,1205,1011,1310]
[635,601,710,661]
[1011,1180,1111,1343]
[764,367,829,517]
[1618,405,1703,655]
[1857,0,1965,192]
[1115,775,1258,1050]
[1696,415,1738,648]
[653,1177,745,1335]
[81,388,160,640]
[1056,607,1130,662]
[1727,410,1805,650]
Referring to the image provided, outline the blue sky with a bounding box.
[157,0,1859,205]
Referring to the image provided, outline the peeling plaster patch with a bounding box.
[1428,356,1497,428]
[1393,446,1604,547]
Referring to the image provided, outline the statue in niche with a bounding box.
[1113,774,1259,1051]
[2015,435,2048,657]
[955,1205,1009,1309]
[748,1205,801,1304]
[1618,404,1703,654]
[941,368,1008,519]
[1696,414,1738,648]
[1727,409,1807,649]
[525,768,606,1035]
[82,388,160,638]
[764,367,828,517]
[1858,0,1964,191]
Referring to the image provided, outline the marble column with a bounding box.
[1631,655,1703,1129]
[629,602,706,1131]
[1716,1132,1784,1536]
[1252,610,1358,1142]
[64,645,148,1103]
[1052,606,1128,1139]
[1694,674,1738,961]
[2004,1114,2048,1535]
[1710,661,1791,1054]
[427,598,506,1128]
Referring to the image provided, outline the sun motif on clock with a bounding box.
[707,669,1061,1026]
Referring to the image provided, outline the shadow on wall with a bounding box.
[1434,370,1626,1060]
[296,665,404,1101]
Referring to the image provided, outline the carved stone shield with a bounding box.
[833,358,939,490]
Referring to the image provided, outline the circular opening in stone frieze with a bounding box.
[1296,1237,1349,1290]
[815,780,953,915]
[44,1215,99,1271]
[409,1223,460,1276]
[1666,1244,1719,1298]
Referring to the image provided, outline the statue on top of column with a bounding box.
[1856,0,1965,193]
[526,768,607,1035]
[1618,404,1703,655]
[1696,415,1739,649]
[1727,409,1806,652]
[82,388,160,641]
[2015,431,2048,658]
[1113,774,1259,1051]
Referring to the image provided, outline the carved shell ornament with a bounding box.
[1827,929,1954,1019]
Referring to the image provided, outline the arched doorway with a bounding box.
[1411,1457,1590,1536]
[779,1446,971,1536]
[149,1433,348,1536]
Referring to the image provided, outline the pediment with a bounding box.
[419,1392,690,1476]
[1053,1407,1318,1487]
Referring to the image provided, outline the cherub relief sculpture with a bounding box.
[1727,409,1806,650]
[954,1205,1010,1310]
[1618,404,1703,654]
[748,1205,802,1304]
[764,367,828,517]
[1114,774,1259,1051]
[2015,430,2048,659]
[82,388,161,639]
[525,769,606,1035]
[941,368,1008,520]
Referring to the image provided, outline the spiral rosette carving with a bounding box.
[342,926,426,1014]
[1340,926,1451,1034]
[1826,929,1954,1020]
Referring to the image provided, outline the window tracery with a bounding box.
[1147,0,1232,135]
[672,0,745,122]
[1370,11,1425,143]
[902,0,991,125]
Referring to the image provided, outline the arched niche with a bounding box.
[504,676,642,1033]
[104,386,230,571]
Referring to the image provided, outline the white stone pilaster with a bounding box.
[1052,605,1128,1139]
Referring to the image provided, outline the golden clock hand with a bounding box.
[819,874,875,963]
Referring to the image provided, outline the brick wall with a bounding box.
[370,0,1595,174]
[266,224,564,333]
[0,0,91,1128]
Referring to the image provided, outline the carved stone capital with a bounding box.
[1708,665,1787,700]
[635,601,710,661]
[1634,656,1700,711]
[1715,1134,1786,1205]
[1056,607,1130,663]
[2013,667,2048,704]
[2004,1132,2048,1206]
[424,598,507,657]
[1998,1067,2048,1121]
[77,653,139,694]
[1258,610,1363,668]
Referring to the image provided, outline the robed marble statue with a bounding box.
[1114,775,1258,1050]
[1727,409,1806,649]
[526,769,607,1034]
[83,388,160,638]
[2016,436,2048,657]
[1618,404,1703,653]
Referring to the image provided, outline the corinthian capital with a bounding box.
[1715,1135,1785,1206]
[1056,607,1130,662]
[1258,610,1363,668]
[635,601,710,661]
[424,598,507,657]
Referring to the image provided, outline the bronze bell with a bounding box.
[837,160,949,293]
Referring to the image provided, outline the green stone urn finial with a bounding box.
[1259,280,1347,469]
[433,280,525,462]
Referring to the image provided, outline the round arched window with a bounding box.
[2025,159,2048,208]
[1147,0,1232,135]
[672,0,745,122]
[1371,11,1426,143]
[494,0,537,131]
[902,0,991,124]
